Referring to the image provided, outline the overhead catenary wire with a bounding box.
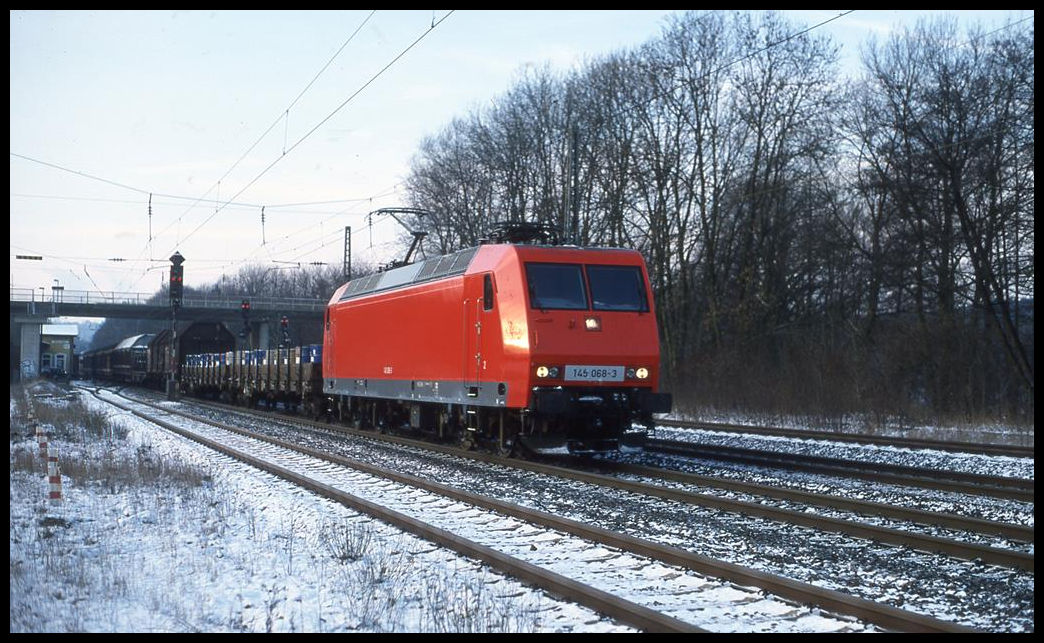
[171,11,455,256]
[239,182,403,264]
[147,193,154,263]
[11,187,400,214]
[11,166,403,267]
[8,152,405,286]
[9,161,400,273]
[82,265,108,297]
[644,10,857,106]
[13,11,1028,294]
[144,10,379,260]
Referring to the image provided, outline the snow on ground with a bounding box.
[12,382,1034,633]
[10,384,631,633]
[651,425,1035,481]
[662,409,1034,449]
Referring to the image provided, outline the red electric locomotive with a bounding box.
[322,233,671,455]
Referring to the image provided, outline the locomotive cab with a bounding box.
[322,238,671,456]
[510,247,671,453]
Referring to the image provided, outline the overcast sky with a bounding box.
[9,10,1032,298]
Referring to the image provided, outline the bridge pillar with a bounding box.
[258,321,270,350]
[230,321,271,351]
[18,321,41,379]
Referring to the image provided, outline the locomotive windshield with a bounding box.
[525,262,649,312]
[588,265,649,312]
[525,263,588,310]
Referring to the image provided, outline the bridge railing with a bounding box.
[10,287,327,312]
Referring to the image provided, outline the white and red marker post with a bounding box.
[47,444,62,503]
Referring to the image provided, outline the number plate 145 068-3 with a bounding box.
[564,365,624,382]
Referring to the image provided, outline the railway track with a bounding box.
[91,386,1036,630]
[598,460,1034,544]
[147,391,1035,563]
[178,395,1034,562]
[167,393,1033,564]
[658,419,1034,458]
[90,387,981,633]
[91,389,697,633]
[645,438,1034,502]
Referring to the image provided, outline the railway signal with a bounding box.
[167,251,185,400]
[241,300,251,345]
[169,251,185,308]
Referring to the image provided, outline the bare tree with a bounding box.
[398,10,1033,422]
[849,16,1033,416]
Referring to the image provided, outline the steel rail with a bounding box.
[183,395,1031,541]
[95,392,702,633]
[116,391,982,632]
[494,456,1035,573]
[648,439,1034,502]
[659,419,1034,458]
[602,461,1034,543]
[174,394,1034,570]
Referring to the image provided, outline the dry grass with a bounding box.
[10,383,554,632]
[10,383,209,491]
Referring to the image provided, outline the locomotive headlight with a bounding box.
[626,368,636,379]
[548,366,559,378]
[536,366,549,378]
[636,367,649,379]
[584,316,601,331]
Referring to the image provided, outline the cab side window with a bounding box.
[483,274,495,311]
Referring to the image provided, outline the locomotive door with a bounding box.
[463,272,495,395]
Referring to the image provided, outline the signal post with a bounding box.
[167,251,184,400]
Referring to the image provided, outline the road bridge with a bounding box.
[10,287,326,320]
[10,287,327,378]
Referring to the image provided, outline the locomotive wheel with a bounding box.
[496,438,515,458]
[459,431,476,451]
